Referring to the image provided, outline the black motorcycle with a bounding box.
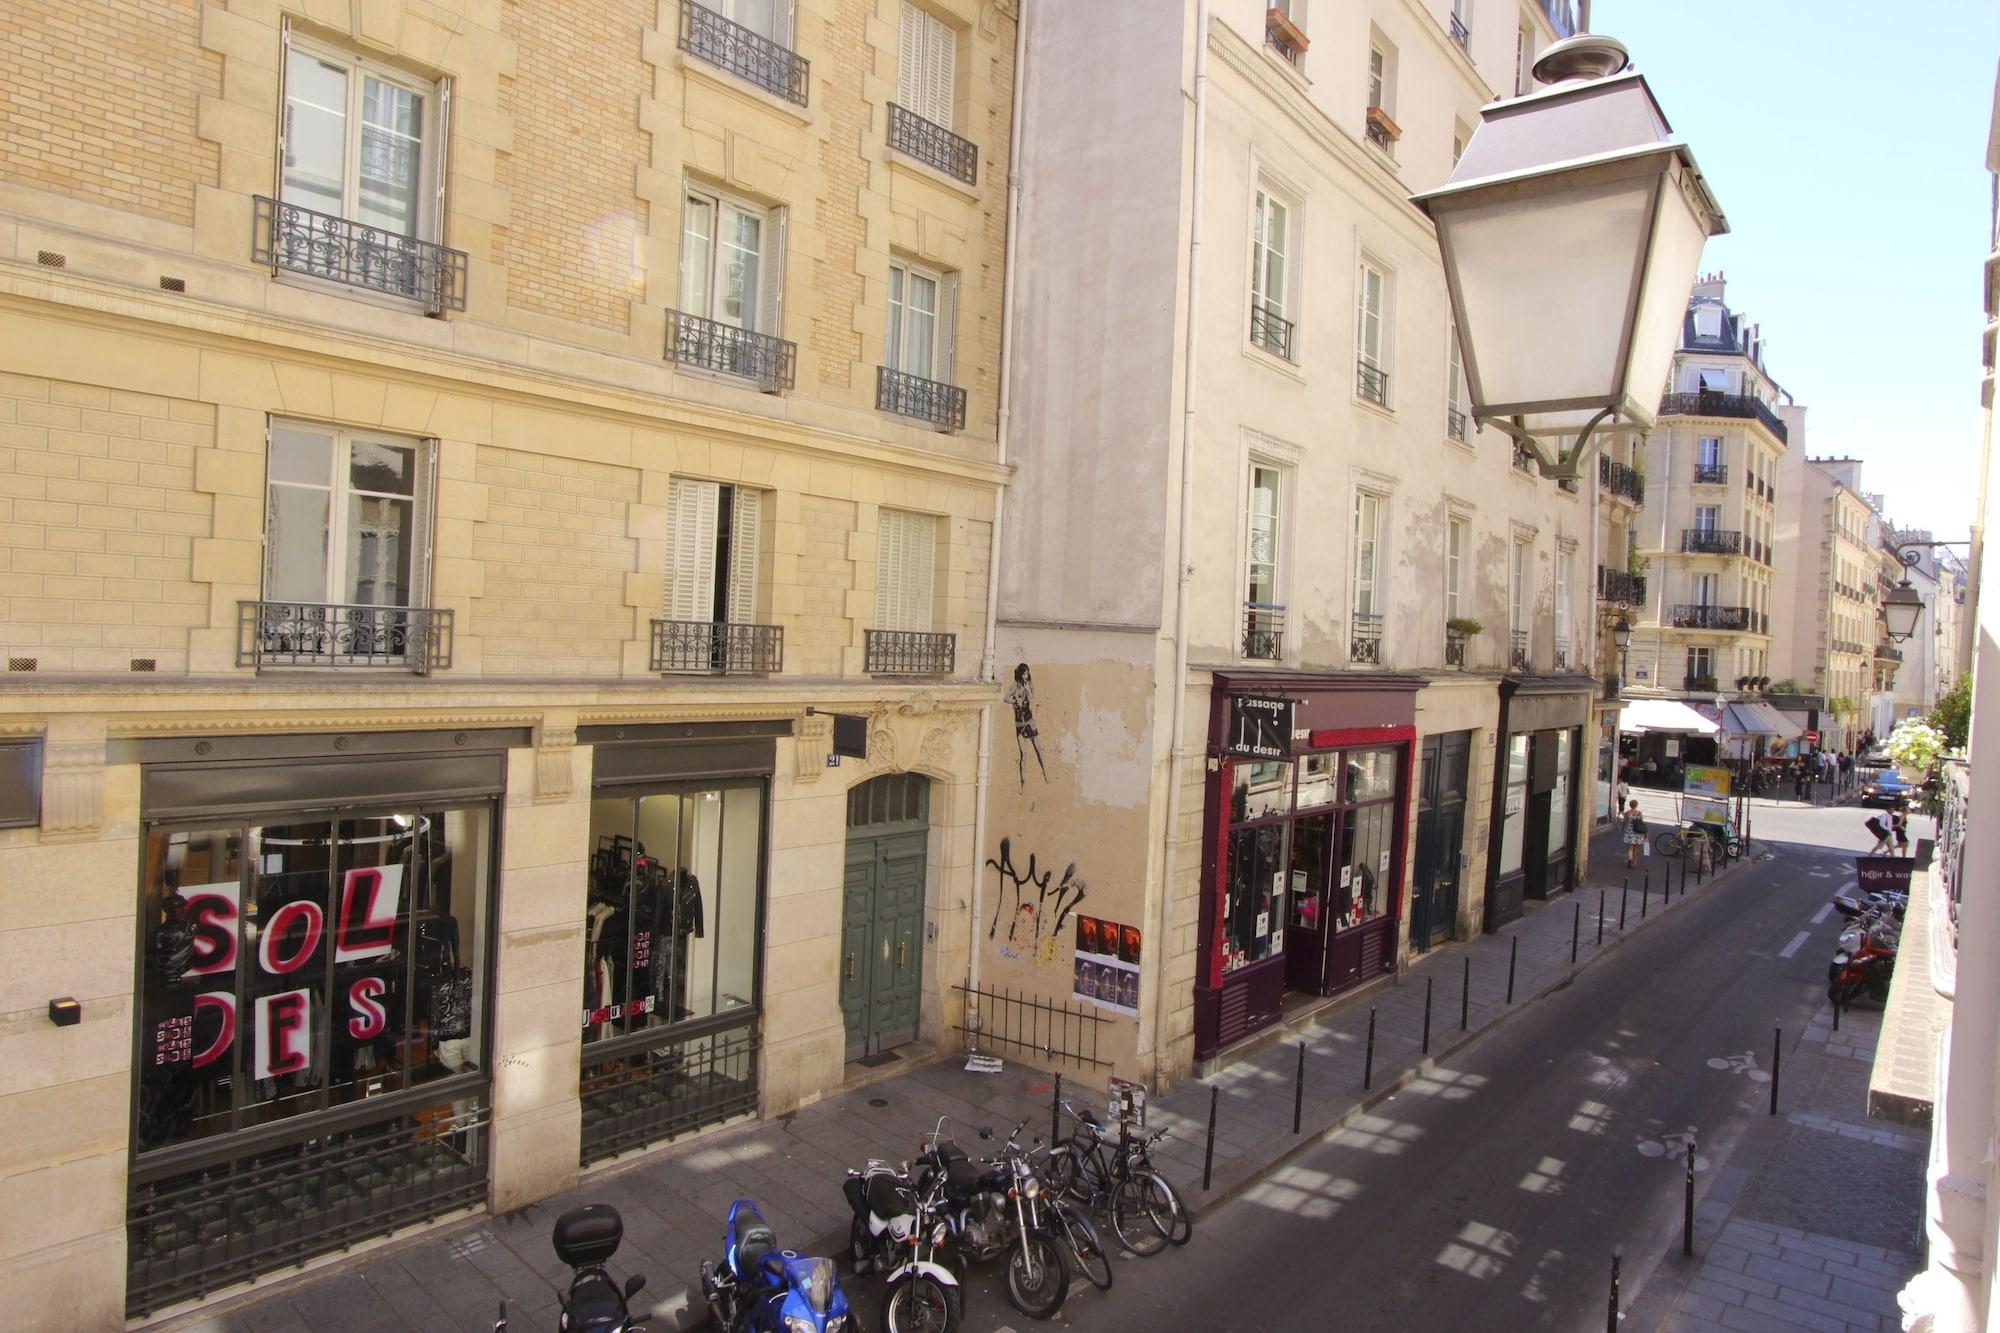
[915,1119,1069,1321]
[496,1204,650,1332]
[844,1157,963,1332]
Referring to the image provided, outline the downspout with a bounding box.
[1653,428,1672,689]
[1153,0,1210,1088]
[968,0,1031,1015]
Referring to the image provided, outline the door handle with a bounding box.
[846,952,856,981]
[897,942,907,970]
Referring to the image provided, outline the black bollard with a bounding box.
[1507,935,1518,1004]
[1461,955,1470,1030]
[1051,1071,1062,1144]
[1833,993,1841,1032]
[1293,1041,1305,1134]
[1423,977,1433,1055]
[1607,1248,1622,1333]
[1364,1007,1377,1090]
[1202,1084,1218,1191]
[1620,882,1629,930]
[1571,901,1581,964]
[1597,889,1605,946]
[1684,1137,1697,1258]
[1641,872,1650,920]
[1771,1026,1781,1116]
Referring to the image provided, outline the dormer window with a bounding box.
[1693,306,1723,339]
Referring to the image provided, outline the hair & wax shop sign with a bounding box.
[1226,695,1294,760]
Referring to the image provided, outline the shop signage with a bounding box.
[1226,695,1294,759]
[1683,764,1732,799]
[1855,856,1914,893]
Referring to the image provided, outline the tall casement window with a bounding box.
[886,260,953,383]
[1515,23,1534,95]
[1250,188,1295,360]
[1244,464,1286,660]
[875,509,938,633]
[1689,645,1714,684]
[898,2,955,129]
[1554,547,1573,667]
[674,185,792,389]
[1694,504,1720,534]
[1509,538,1530,668]
[1445,516,1468,623]
[254,421,440,669]
[658,478,778,673]
[1356,259,1390,404]
[1446,322,1468,440]
[1350,492,1386,662]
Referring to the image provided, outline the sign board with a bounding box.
[1805,730,1819,744]
[1683,764,1732,799]
[1226,695,1294,759]
[1855,856,1914,894]
[831,713,868,759]
[1683,794,1732,828]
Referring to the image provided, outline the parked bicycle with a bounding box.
[1653,820,1742,862]
[1044,1100,1192,1253]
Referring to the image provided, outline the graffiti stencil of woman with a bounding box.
[1003,663,1049,783]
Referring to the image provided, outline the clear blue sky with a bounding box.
[1599,0,1999,541]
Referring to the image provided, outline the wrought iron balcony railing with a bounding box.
[666,308,797,391]
[678,0,809,105]
[1445,630,1468,668]
[1598,454,1645,504]
[1692,462,1728,486]
[237,601,452,671]
[650,619,784,674]
[1681,528,1741,556]
[1667,603,1751,631]
[1875,642,1903,663]
[1684,674,1718,691]
[1364,117,1393,151]
[887,103,977,185]
[865,628,956,675]
[252,196,467,312]
[1509,628,1530,671]
[1554,636,1571,671]
[1832,638,1866,656]
[1446,407,1469,442]
[1350,612,1383,664]
[1250,302,1295,360]
[1243,603,1284,661]
[1597,566,1646,607]
[1450,13,1470,49]
[876,365,966,430]
[1357,360,1389,405]
[1657,390,1790,443]
[1265,10,1307,65]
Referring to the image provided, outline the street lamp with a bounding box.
[1881,582,1924,644]
[1411,23,1727,480]
[1611,613,1632,697]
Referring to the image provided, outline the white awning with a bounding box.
[1620,699,1720,735]
[1747,703,1804,739]
[1720,702,1802,737]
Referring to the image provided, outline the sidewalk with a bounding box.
[1626,1004,1926,1333]
[171,829,1750,1333]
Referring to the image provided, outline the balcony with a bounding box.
[1510,629,1530,671]
[876,365,966,431]
[666,309,797,391]
[1554,636,1571,671]
[887,103,977,186]
[1445,630,1468,668]
[1265,7,1308,64]
[1875,643,1904,663]
[1357,360,1389,405]
[1446,407,1469,442]
[1250,302,1295,361]
[237,601,453,671]
[678,0,809,106]
[1350,612,1383,664]
[1598,454,1645,505]
[1597,566,1646,608]
[1684,674,1718,692]
[1244,603,1285,661]
[252,196,467,313]
[1449,13,1470,49]
[1667,604,1752,631]
[865,629,956,676]
[1657,390,1790,443]
[650,619,784,674]
[1832,638,1866,656]
[1692,463,1728,486]
[1680,528,1742,556]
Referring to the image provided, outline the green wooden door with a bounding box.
[841,775,930,1061]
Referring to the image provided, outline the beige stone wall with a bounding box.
[0,0,219,226]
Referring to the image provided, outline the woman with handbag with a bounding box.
[1622,800,1648,869]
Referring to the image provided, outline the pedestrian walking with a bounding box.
[1864,813,1891,854]
[1615,776,1631,815]
[1622,800,1648,869]
[1891,811,1911,855]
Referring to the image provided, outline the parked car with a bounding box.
[1860,770,1918,809]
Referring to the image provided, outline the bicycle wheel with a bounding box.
[1653,831,1683,858]
[881,1272,959,1333]
[1044,1142,1082,1200]
[1109,1172,1173,1256]
[1004,1231,1069,1320]
[1152,1171,1193,1247]
[1054,1200,1113,1290]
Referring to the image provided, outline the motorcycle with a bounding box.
[698,1198,852,1333]
[1829,913,1897,1007]
[494,1203,650,1332]
[915,1119,1069,1321]
[844,1158,963,1332]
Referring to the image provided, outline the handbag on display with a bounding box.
[415,916,472,1042]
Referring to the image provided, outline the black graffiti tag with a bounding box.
[986,837,1087,945]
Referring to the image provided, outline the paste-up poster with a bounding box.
[1072,914,1140,1017]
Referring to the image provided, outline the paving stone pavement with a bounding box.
[164,821,1748,1333]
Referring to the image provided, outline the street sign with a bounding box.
[1225,695,1293,759]
[1805,730,1819,744]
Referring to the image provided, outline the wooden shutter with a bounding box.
[275,16,293,194]
[727,487,762,625]
[759,207,786,342]
[876,511,935,631]
[411,440,438,611]
[898,4,923,110]
[432,76,451,246]
[666,479,719,622]
[935,270,957,386]
[923,12,954,129]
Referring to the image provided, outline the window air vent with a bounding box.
[36,250,66,269]
[8,657,37,672]
[159,276,186,293]
[130,658,158,672]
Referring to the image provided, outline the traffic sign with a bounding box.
[1805,729,1819,743]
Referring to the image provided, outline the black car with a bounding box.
[1859,770,1918,808]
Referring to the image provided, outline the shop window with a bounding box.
[134,807,490,1152]
[1548,730,1572,856]
[1498,733,1528,877]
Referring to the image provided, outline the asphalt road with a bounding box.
[938,799,1903,1333]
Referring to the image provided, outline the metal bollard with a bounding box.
[1771,1026,1781,1116]
[1052,1071,1062,1144]
[1293,1041,1305,1134]
[1364,1007,1377,1090]
[1461,955,1470,1030]
[1571,901,1581,964]
[1641,872,1649,920]
[1598,889,1605,946]
[1684,1137,1697,1258]
[1202,1084,1217,1191]
[1507,935,1518,1004]
[1423,977,1433,1055]
[1607,1248,1622,1333]
[1620,882,1629,930]
[1833,993,1841,1032]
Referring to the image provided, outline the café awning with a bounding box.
[1621,698,1719,735]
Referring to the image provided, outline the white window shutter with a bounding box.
[935,271,958,387]
[411,440,438,610]
[759,208,786,343]
[432,77,452,247]
[874,511,903,630]
[924,12,954,129]
[727,487,762,625]
[904,514,936,631]
[275,16,293,190]
[898,4,922,110]
[666,479,719,622]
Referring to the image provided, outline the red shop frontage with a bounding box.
[1194,672,1421,1062]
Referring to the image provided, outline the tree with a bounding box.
[1929,672,1971,750]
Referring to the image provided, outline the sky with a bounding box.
[1597,0,1999,542]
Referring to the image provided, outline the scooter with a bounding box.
[495,1203,650,1331]
[698,1198,852,1333]
[845,1157,963,1331]
[1830,916,1897,1007]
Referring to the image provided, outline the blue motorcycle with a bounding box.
[698,1199,852,1333]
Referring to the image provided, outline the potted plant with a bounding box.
[1885,719,1946,783]
[1444,616,1482,667]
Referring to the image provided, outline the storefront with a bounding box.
[576,723,778,1166]
[1194,673,1419,1062]
[1616,698,1721,790]
[126,728,518,1317]
[1484,679,1591,930]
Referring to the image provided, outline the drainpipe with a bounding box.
[1653,428,1672,689]
[1153,0,1210,1089]
[968,0,1031,1017]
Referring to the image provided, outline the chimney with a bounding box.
[1690,270,1726,303]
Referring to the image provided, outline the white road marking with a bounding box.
[1778,930,1810,959]
[1811,903,1834,925]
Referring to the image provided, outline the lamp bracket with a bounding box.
[1885,537,1968,570]
[1480,408,1627,481]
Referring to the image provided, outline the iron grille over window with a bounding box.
[1450,13,1470,48]
[252,196,467,312]
[887,102,977,185]
[1692,463,1728,485]
[1350,612,1384,664]
[1667,604,1752,630]
[1447,408,1469,442]
[651,619,784,673]
[1250,302,1295,360]
[237,601,452,671]
[678,0,809,105]
[1364,118,1393,151]
[1680,529,1742,555]
[876,365,966,430]
[1445,630,1467,667]
[1554,636,1571,670]
[1597,566,1646,607]
[1510,629,1530,670]
[666,308,797,391]
[865,628,956,675]
[1684,673,1718,690]
[1357,361,1389,404]
[579,1011,759,1165]
[1244,603,1285,660]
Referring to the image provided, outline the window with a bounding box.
[265,422,432,614]
[666,478,764,627]
[1250,187,1294,358]
[1245,464,1285,659]
[1698,436,1722,468]
[1351,493,1386,661]
[1368,46,1388,109]
[1555,547,1572,650]
[898,3,955,129]
[1693,306,1723,340]
[681,186,780,336]
[1451,124,1469,166]
[1515,23,1534,95]
[1498,733,1527,875]
[1689,646,1713,681]
[1510,538,1529,668]
[282,40,439,241]
[1692,572,1715,606]
[875,509,938,632]
[1694,505,1720,533]
[1445,517,1467,621]
[1356,260,1389,403]
[711,0,792,45]
[886,259,954,383]
[1446,321,1468,438]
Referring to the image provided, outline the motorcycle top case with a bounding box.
[552,1203,625,1267]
